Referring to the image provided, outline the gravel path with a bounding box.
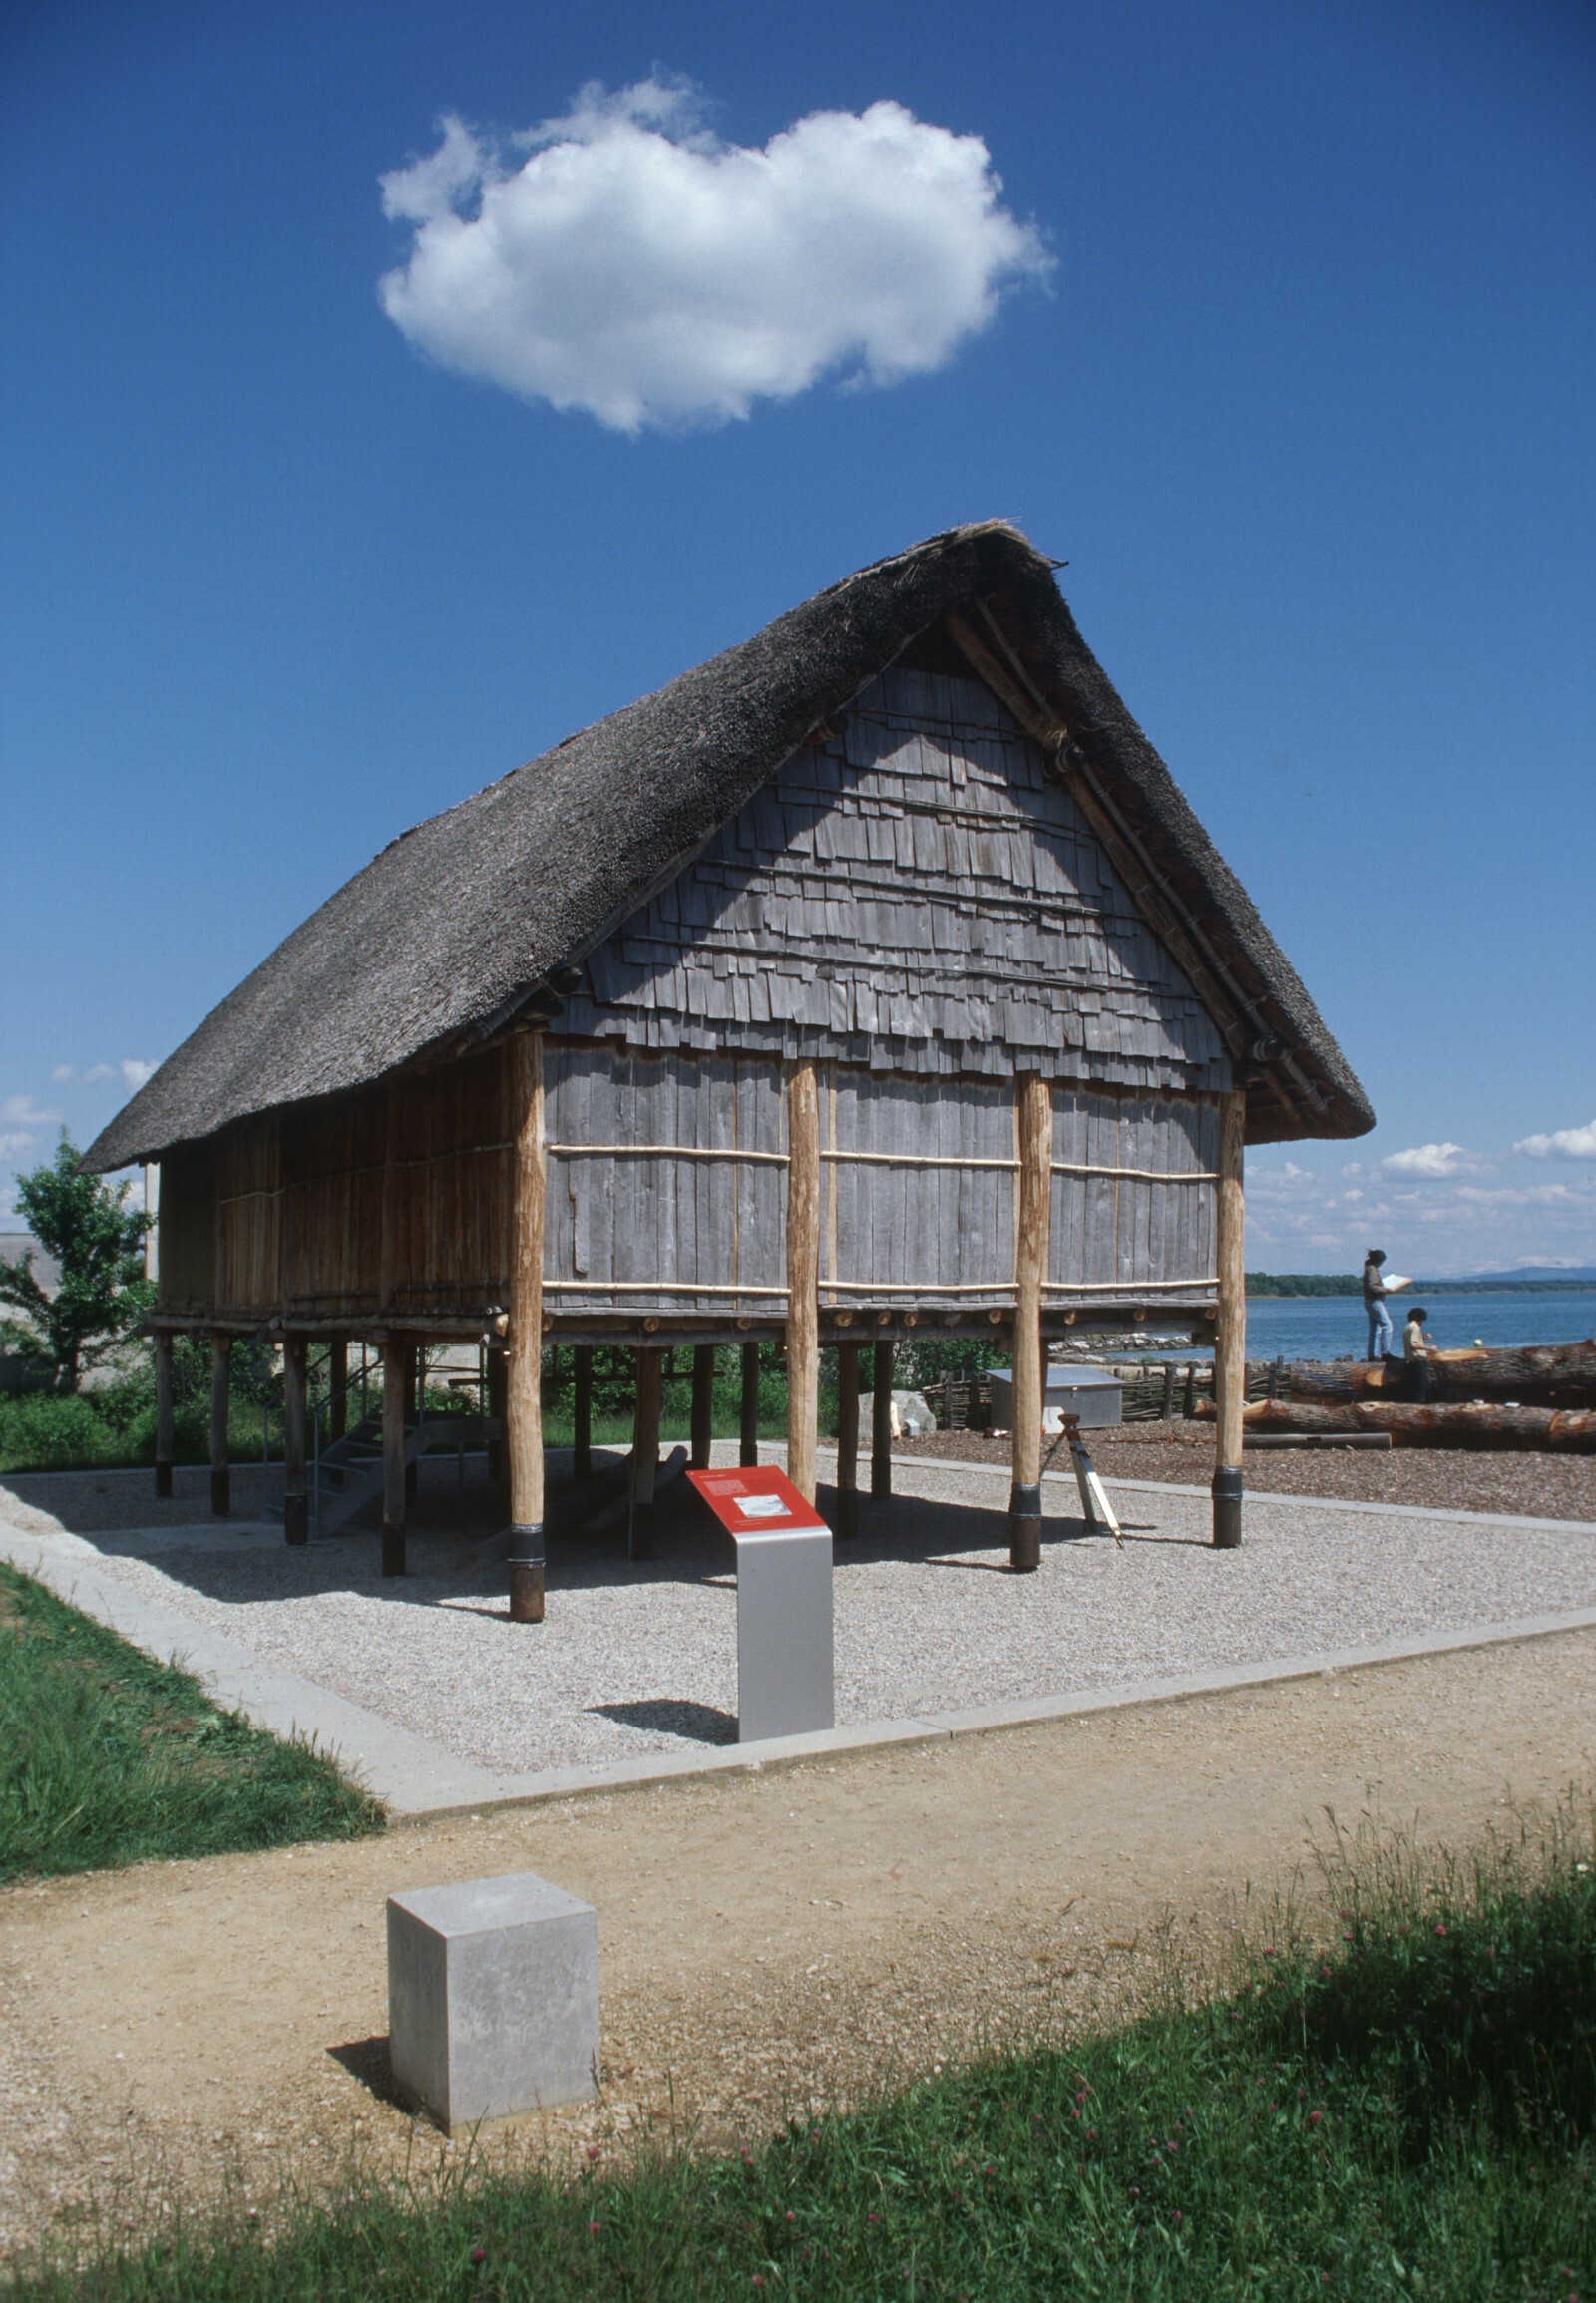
[5,1450,1595,1780]
[900,1425,1596,1520]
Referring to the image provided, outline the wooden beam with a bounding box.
[785,1059,821,1506]
[574,1345,594,1480]
[381,1335,407,1577]
[1211,1086,1247,1548]
[835,1342,860,1540]
[629,1346,663,1560]
[1009,1072,1052,1572]
[208,1334,230,1519]
[507,1030,548,1621]
[871,1339,895,1500]
[283,1335,308,1546]
[739,1341,761,1466]
[153,1331,174,1499]
[690,1344,715,1470]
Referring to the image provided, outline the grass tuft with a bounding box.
[0,1561,383,1885]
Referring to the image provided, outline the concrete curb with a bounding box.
[0,1522,510,1814]
[6,1512,1596,1826]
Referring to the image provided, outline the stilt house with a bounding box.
[88,523,1372,1586]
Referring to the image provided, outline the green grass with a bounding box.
[9,1825,1595,2298]
[0,1561,383,1885]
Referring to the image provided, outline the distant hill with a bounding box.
[1247,1266,1596,1298]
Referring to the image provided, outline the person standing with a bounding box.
[1363,1248,1394,1361]
[1402,1306,1433,1401]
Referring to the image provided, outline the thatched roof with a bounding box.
[88,522,1372,1170]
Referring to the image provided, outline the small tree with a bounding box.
[0,1135,153,1393]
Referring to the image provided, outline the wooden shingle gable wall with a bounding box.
[559,668,1232,1095]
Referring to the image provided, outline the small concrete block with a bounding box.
[387,1872,598,2132]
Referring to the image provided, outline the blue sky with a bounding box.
[2,0,1592,1271]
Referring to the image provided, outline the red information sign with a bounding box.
[685,1465,829,1538]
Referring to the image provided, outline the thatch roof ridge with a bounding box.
[87,522,1371,1170]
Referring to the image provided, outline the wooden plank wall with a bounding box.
[559,668,1232,1099]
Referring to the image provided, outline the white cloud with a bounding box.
[0,1130,36,1160]
[378,79,1050,432]
[48,1059,158,1089]
[1514,1118,1596,1161]
[2,1095,62,1127]
[1381,1142,1469,1178]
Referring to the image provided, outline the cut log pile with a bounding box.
[1287,1341,1596,1412]
[1198,1393,1596,1452]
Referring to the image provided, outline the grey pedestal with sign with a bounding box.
[732,1523,836,1744]
[387,1872,598,2133]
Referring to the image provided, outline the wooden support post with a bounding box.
[381,1336,407,1577]
[1162,1360,1177,1421]
[574,1345,594,1480]
[785,1060,821,1506]
[690,1344,715,1470]
[835,1342,860,1540]
[1009,1072,1052,1572]
[629,1346,663,1561]
[487,1349,508,1490]
[507,1030,547,1623]
[1212,1086,1247,1549]
[405,1345,421,1505]
[208,1335,230,1518]
[283,1335,309,1545]
[153,1331,174,1499]
[739,1341,760,1466]
[871,1340,894,1500]
[328,1337,348,1446]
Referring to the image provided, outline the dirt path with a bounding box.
[4,1628,1595,2257]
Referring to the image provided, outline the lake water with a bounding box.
[1225,1289,1596,1365]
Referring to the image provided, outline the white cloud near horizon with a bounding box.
[1381,1141,1471,1178]
[378,79,1050,432]
[1514,1118,1596,1161]
[2,1095,62,1128]
[50,1059,157,1090]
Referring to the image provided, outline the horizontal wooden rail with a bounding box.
[547,1143,1215,1183]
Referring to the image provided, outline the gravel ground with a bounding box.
[899,1425,1596,1521]
[5,1448,1595,1780]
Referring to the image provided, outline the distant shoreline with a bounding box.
[1247,1279,1596,1300]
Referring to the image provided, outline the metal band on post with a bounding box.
[1008,1480,1043,1573]
[1211,1463,1244,1550]
[508,1524,546,1623]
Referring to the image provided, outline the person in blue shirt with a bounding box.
[1363,1249,1393,1361]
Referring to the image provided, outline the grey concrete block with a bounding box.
[387,1872,599,2131]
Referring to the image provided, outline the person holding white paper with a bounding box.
[1363,1249,1394,1360]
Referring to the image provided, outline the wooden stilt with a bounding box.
[507,1030,547,1622]
[629,1346,663,1560]
[739,1342,760,1466]
[690,1344,715,1470]
[785,1060,821,1505]
[283,1335,308,1545]
[1009,1072,1052,1572]
[574,1345,594,1480]
[381,1336,407,1577]
[487,1349,508,1490]
[208,1335,230,1518]
[1211,1085,1247,1549]
[404,1344,421,1504]
[154,1331,174,1499]
[871,1340,894,1500]
[328,1336,348,1446]
[836,1342,860,1539]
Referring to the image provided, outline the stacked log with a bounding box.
[1288,1341,1596,1412]
[1197,1395,1596,1452]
